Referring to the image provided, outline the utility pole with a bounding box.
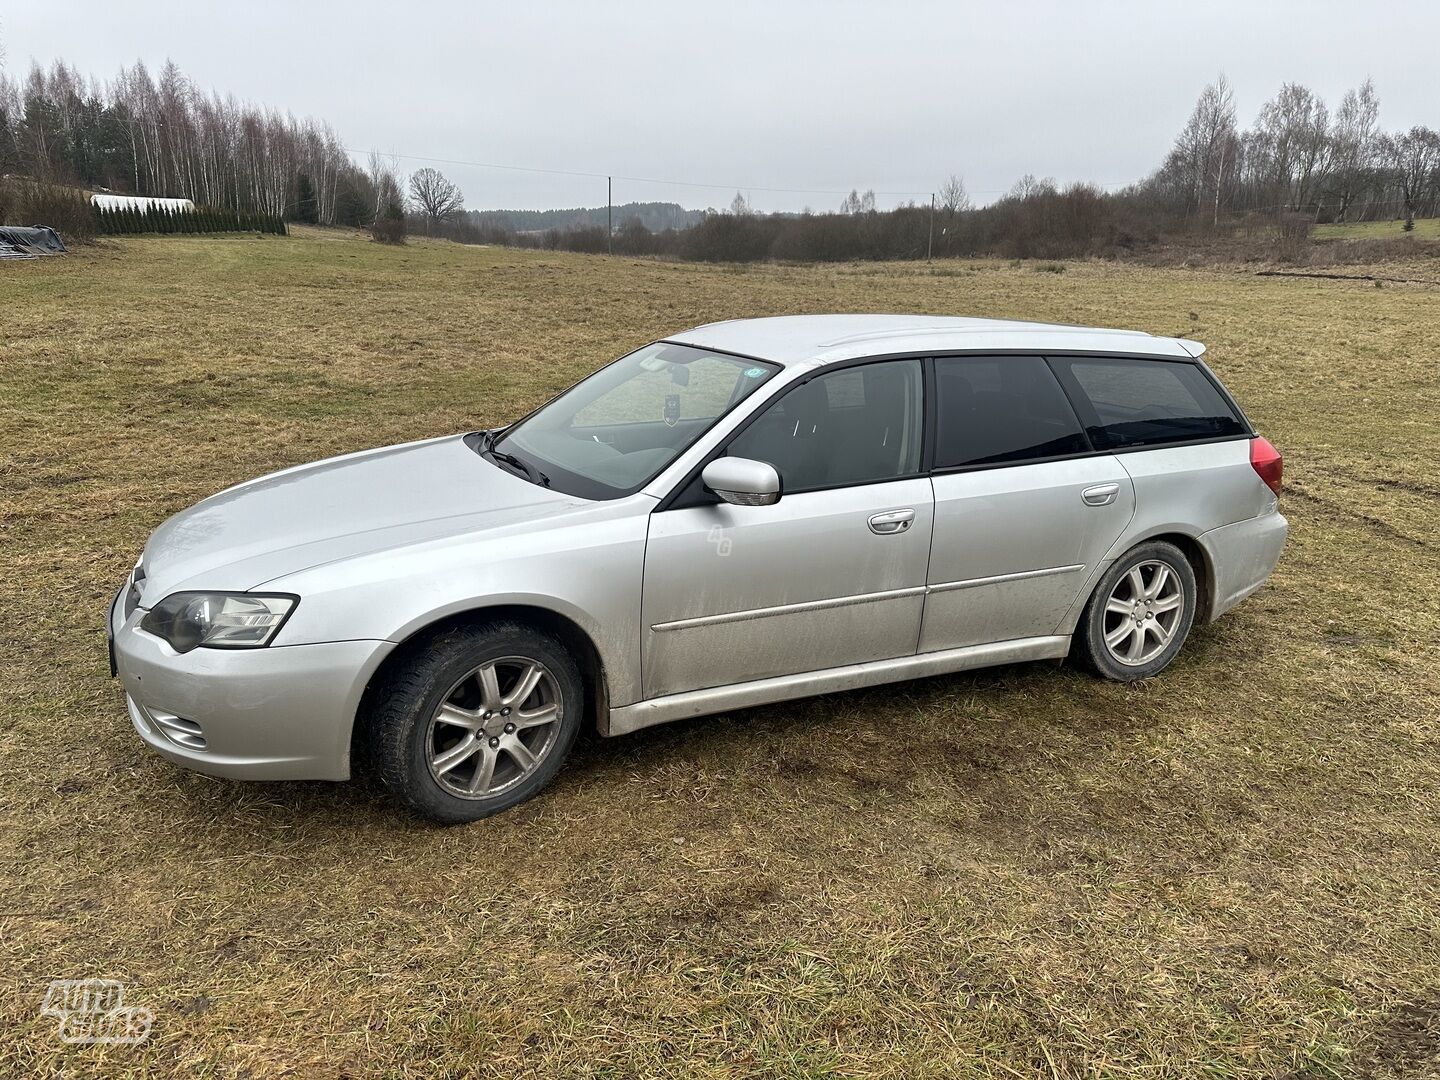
[607,176,613,255]
[926,192,935,262]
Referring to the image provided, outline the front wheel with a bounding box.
[1075,541,1197,681]
[366,622,583,823]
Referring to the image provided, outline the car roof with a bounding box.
[666,314,1203,368]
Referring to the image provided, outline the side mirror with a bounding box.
[702,457,781,507]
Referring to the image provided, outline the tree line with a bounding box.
[412,76,1439,263]
[467,201,704,234]
[0,58,400,227]
[1150,75,1439,228]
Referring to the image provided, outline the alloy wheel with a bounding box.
[424,656,564,799]
[1101,560,1186,666]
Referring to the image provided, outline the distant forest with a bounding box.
[3,50,1437,261]
[468,203,703,233]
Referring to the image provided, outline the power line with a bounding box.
[343,146,933,199]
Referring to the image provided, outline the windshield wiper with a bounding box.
[484,443,550,487]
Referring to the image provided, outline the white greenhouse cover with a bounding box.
[91,194,197,212]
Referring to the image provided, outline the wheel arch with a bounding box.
[1151,531,1215,624]
[1103,528,1216,624]
[1061,527,1216,637]
[351,603,612,773]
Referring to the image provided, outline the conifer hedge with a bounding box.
[92,204,288,236]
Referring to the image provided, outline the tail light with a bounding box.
[1250,436,1282,496]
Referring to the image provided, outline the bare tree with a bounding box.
[366,152,392,221]
[1326,79,1381,221]
[1383,126,1440,227]
[728,191,753,216]
[1164,75,1237,226]
[1252,83,1331,211]
[939,174,971,215]
[409,167,464,234]
[840,188,876,214]
[1007,174,1056,200]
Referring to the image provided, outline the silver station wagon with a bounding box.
[109,315,1287,822]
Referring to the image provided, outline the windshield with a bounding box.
[493,342,780,499]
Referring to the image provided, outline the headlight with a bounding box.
[140,593,298,653]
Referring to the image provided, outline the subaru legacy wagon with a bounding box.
[109,315,1286,822]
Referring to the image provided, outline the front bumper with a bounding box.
[110,585,394,780]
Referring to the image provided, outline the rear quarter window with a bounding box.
[1052,356,1246,450]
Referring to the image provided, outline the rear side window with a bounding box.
[1053,357,1245,450]
[934,356,1089,469]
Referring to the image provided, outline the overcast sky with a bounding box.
[3,1,1436,213]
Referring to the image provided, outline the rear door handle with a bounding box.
[869,508,915,534]
[1081,483,1120,507]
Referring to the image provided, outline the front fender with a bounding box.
[263,495,653,706]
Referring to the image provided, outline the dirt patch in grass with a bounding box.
[2,229,1439,1077]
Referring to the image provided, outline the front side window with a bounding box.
[934,355,1089,469]
[496,343,779,498]
[1053,356,1246,450]
[726,360,923,492]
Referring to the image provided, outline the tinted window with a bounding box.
[934,356,1088,469]
[1055,357,1245,450]
[727,360,923,492]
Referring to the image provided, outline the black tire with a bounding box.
[1074,541,1197,682]
[366,621,583,823]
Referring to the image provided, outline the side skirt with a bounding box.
[606,635,1072,737]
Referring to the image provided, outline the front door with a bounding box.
[642,359,933,699]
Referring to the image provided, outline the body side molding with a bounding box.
[927,563,1085,594]
[651,585,927,633]
[651,565,1086,634]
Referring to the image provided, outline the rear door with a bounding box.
[921,355,1134,651]
[642,359,933,699]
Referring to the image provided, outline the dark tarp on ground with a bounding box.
[0,225,67,256]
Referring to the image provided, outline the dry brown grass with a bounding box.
[2,228,1439,1078]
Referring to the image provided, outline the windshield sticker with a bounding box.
[745,367,765,378]
[663,394,681,427]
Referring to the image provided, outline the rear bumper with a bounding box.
[111,589,394,781]
[1199,508,1288,621]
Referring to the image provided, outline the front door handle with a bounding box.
[869,508,915,534]
[1082,483,1120,506]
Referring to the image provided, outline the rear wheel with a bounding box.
[367,622,583,823]
[1075,541,1196,681]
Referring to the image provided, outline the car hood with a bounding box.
[138,434,582,599]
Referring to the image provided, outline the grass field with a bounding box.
[1313,216,1440,241]
[3,229,1439,1078]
